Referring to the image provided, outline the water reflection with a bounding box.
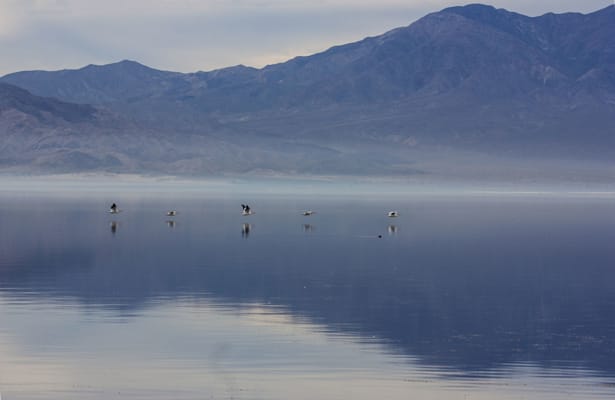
[1,196,615,399]
[166,220,177,228]
[242,223,251,238]
[303,223,314,232]
[110,221,119,235]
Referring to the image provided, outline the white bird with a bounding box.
[388,211,399,217]
[302,210,315,216]
[166,210,177,216]
[241,204,253,215]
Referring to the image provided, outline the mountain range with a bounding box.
[1,4,614,177]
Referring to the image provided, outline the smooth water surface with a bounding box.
[1,191,615,399]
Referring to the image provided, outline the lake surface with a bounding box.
[1,190,615,399]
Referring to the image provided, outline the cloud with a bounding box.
[0,0,26,38]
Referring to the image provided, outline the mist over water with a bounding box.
[1,181,615,399]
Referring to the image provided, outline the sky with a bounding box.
[0,0,611,76]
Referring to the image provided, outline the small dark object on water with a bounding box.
[378,235,382,238]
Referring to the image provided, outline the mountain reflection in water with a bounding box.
[0,194,614,399]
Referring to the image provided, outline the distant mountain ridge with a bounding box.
[1,4,614,176]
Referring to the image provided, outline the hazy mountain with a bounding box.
[1,4,614,177]
[0,82,350,175]
[0,83,96,123]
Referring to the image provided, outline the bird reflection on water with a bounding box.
[388,225,397,235]
[242,223,251,238]
[110,221,119,235]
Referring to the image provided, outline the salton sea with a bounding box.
[1,180,615,399]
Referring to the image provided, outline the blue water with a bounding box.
[1,190,615,399]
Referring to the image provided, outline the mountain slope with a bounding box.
[0,83,96,123]
[1,61,188,104]
[5,5,614,108]
[1,4,614,176]
[0,82,353,175]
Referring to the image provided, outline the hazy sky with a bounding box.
[0,0,611,75]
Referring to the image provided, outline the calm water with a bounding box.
[1,191,615,399]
